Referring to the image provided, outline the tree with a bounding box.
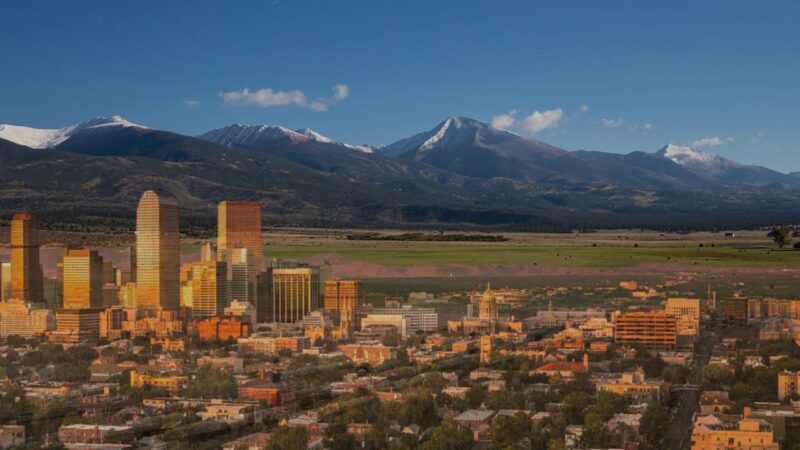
[464,384,486,409]
[422,419,474,450]
[768,227,792,248]
[183,365,237,399]
[268,426,309,450]
[490,412,530,449]
[639,402,668,450]
[485,389,524,410]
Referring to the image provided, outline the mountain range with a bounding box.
[1,115,799,232]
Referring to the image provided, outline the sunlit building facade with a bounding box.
[189,261,227,318]
[0,298,54,338]
[63,249,105,309]
[217,201,262,267]
[268,266,320,323]
[10,212,43,303]
[135,191,180,310]
[324,279,361,338]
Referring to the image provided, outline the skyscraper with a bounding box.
[10,212,43,303]
[0,262,10,301]
[268,266,320,323]
[225,248,254,304]
[324,279,361,338]
[217,201,262,266]
[62,249,105,309]
[188,261,227,318]
[136,191,180,310]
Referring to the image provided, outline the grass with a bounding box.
[262,244,800,268]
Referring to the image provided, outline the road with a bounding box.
[663,319,716,450]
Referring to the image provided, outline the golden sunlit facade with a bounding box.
[10,212,43,303]
[136,191,180,310]
[324,279,361,338]
[217,201,262,266]
[188,261,227,318]
[63,249,104,309]
[270,267,320,323]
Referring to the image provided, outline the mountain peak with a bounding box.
[655,143,741,177]
[199,124,374,153]
[0,115,145,149]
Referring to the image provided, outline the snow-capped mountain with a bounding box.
[655,144,741,177]
[200,124,373,153]
[0,116,145,149]
[378,117,577,181]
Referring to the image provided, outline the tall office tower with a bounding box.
[10,212,43,303]
[136,190,180,310]
[63,249,105,309]
[269,266,320,323]
[102,261,114,285]
[324,279,361,338]
[226,248,254,304]
[255,272,271,323]
[43,277,61,310]
[217,201,262,267]
[200,242,216,262]
[129,245,137,282]
[189,261,227,318]
[0,262,10,301]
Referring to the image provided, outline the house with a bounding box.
[222,432,271,450]
[198,400,263,423]
[0,425,25,448]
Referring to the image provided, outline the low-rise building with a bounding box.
[690,416,778,450]
[595,368,663,402]
[58,424,135,445]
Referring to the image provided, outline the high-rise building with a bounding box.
[267,266,320,323]
[217,201,262,266]
[51,308,102,343]
[0,298,55,338]
[200,242,216,262]
[63,249,105,309]
[189,261,227,318]
[666,298,701,336]
[0,262,10,301]
[102,261,114,285]
[43,277,61,310]
[10,212,43,303]
[135,191,180,310]
[128,245,137,283]
[225,248,254,304]
[614,310,678,351]
[324,279,361,339]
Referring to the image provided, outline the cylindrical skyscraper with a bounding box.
[136,191,180,310]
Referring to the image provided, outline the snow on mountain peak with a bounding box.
[656,143,740,175]
[0,116,145,149]
[199,124,374,153]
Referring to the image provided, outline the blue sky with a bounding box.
[1,1,798,171]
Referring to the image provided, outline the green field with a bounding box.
[262,244,800,268]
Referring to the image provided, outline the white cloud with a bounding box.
[601,117,624,128]
[220,87,307,108]
[491,109,517,130]
[644,123,652,130]
[333,84,349,101]
[219,84,349,111]
[183,99,200,108]
[518,109,564,134]
[692,136,733,148]
[580,104,589,113]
